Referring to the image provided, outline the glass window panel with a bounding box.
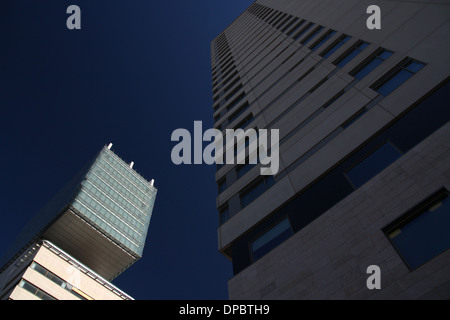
[301,26,324,45]
[377,69,413,96]
[388,193,450,269]
[237,162,256,179]
[346,142,402,188]
[252,218,293,261]
[404,61,425,73]
[336,41,369,68]
[321,35,351,59]
[241,179,267,208]
[311,30,336,52]
[353,58,383,80]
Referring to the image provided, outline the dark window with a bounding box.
[233,113,254,130]
[236,162,257,179]
[310,30,336,52]
[228,101,250,124]
[251,218,293,261]
[351,48,393,80]
[293,22,313,41]
[300,26,324,45]
[240,176,275,208]
[281,17,299,33]
[286,20,305,36]
[384,189,450,270]
[219,205,230,225]
[218,178,227,194]
[371,58,425,96]
[345,141,402,188]
[334,41,369,68]
[320,35,351,59]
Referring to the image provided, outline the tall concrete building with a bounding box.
[211,0,450,299]
[0,144,157,300]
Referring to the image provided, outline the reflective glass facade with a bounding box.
[72,147,156,256]
[0,145,157,272]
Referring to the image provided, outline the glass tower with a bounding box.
[0,144,157,281]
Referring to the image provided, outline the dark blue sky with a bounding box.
[0,0,254,299]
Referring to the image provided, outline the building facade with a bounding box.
[0,144,157,300]
[211,0,450,299]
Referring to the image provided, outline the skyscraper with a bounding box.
[211,0,450,299]
[0,144,157,300]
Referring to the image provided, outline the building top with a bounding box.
[0,144,157,280]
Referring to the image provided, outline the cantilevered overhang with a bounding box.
[43,208,140,281]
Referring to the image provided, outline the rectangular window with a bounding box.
[219,205,230,225]
[281,17,298,33]
[19,280,56,300]
[345,141,402,189]
[320,34,351,59]
[218,178,227,194]
[351,48,393,80]
[334,41,369,68]
[371,58,425,96]
[300,26,324,45]
[286,20,305,36]
[251,218,293,261]
[293,22,313,41]
[236,162,257,179]
[384,189,450,270]
[228,101,250,124]
[233,113,254,130]
[310,30,336,52]
[240,176,275,208]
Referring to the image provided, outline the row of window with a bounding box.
[75,190,143,244]
[249,188,450,268]
[216,34,425,200]
[226,80,450,273]
[29,262,90,300]
[97,155,152,204]
[90,165,149,221]
[217,53,425,222]
[81,177,146,231]
[214,7,426,227]
[103,150,152,191]
[72,198,141,252]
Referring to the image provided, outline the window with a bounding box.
[218,178,227,194]
[334,41,369,68]
[293,22,313,41]
[345,141,402,188]
[228,101,250,124]
[320,34,351,59]
[236,162,257,179]
[310,30,336,52]
[240,176,275,208]
[351,48,393,80]
[219,205,230,225]
[251,218,293,261]
[384,189,450,270]
[233,113,254,130]
[30,262,89,300]
[287,20,305,36]
[281,17,298,33]
[371,58,425,96]
[19,280,56,300]
[300,26,324,45]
